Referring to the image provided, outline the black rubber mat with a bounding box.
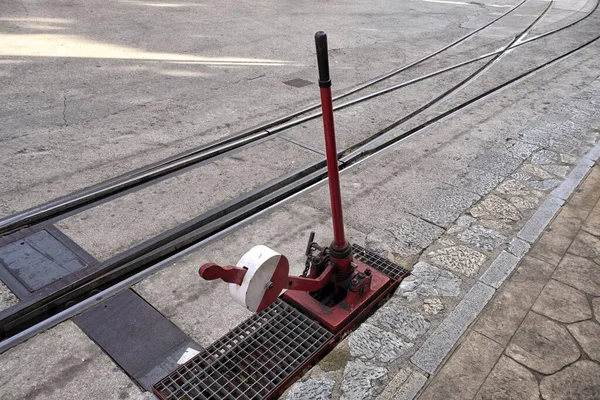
[74,289,203,390]
[154,299,333,400]
[0,228,94,295]
[352,243,409,281]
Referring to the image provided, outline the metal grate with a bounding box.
[154,299,332,400]
[352,244,408,281]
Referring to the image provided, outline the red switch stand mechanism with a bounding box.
[199,32,392,333]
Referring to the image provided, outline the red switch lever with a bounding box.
[199,263,247,285]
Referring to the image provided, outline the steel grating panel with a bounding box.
[351,243,408,281]
[154,299,333,400]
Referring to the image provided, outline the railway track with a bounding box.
[0,0,530,236]
[2,0,595,237]
[1,0,599,352]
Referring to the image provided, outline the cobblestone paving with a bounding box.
[284,78,600,399]
[419,160,600,399]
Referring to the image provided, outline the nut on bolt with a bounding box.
[265,281,274,289]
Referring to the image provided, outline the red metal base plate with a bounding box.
[282,260,392,333]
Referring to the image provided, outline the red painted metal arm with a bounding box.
[286,264,334,292]
[199,263,247,285]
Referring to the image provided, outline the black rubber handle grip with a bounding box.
[315,31,331,88]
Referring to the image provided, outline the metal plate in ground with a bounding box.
[154,299,333,400]
[282,78,312,88]
[74,289,203,390]
[0,229,93,292]
[352,243,409,281]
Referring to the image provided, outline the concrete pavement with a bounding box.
[0,0,600,398]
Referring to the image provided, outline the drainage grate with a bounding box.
[352,244,408,281]
[153,299,332,400]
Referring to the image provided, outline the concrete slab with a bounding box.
[0,321,141,399]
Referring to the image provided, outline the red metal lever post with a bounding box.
[199,263,247,285]
[315,31,353,275]
[315,31,347,251]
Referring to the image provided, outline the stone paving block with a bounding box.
[519,128,551,147]
[411,282,495,374]
[505,140,538,160]
[446,215,476,234]
[418,331,503,400]
[584,141,600,162]
[348,323,413,363]
[542,165,571,178]
[365,219,444,259]
[341,360,387,400]
[496,179,544,198]
[375,368,427,400]
[0,280,18,312]
[582,196,600,237]
[508,196,540,211]
[470,150,523,177]
[522,164,555,179]
[539,361,600,400]
[518,195,564,243]
[453,168,504,196]
[319,340,351,372]
[423,298,444,315]
[345,200,443,243]
[457,225,506,252]
[507,237,530,258]
[567,165,600,213]
[510,171,533,181]
[506,312,580,374]
[568,230,600,259]
[552,161,593,200]
[532,150,559,165]
[0,321,141,399]
[560,153,578,164]
[567,320,600,362]
[504,195,537,213]
[427,245,487,277]
[479,251,520,289]
[403,184,480,228]
[375,368,410,400]
[396,262,461,301]
[370,298,430,340]
[594,297,600,320]
[528,203,588,265]
[286,377,335,400]
[470,195,522,221]
[474,356,539,400]
[474,256,555,345]
[530,179,562,191]
[532,279,592,323]
[553,253,600,296]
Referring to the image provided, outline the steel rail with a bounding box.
[0,1,528,236]
[341,0,555,160]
